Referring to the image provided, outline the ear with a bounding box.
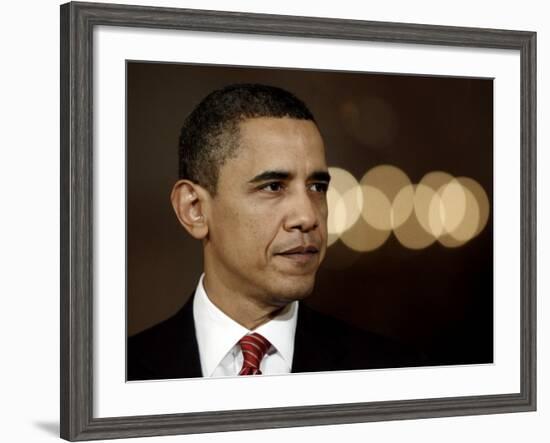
[170,180,209,240]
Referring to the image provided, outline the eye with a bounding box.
[309,182,329,193]
[261,182,284,192]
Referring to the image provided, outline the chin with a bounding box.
[270,275,316,304]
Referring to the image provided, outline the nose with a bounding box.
[283,188,320,233]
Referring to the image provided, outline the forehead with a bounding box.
[227,117,327,175]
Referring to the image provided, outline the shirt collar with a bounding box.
[193,274,298,377]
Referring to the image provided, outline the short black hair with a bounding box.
[178,83,316,195]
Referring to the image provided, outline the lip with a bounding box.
[278,245,319,255]
[275,245,319,265]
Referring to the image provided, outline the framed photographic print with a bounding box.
[60,1,536,441]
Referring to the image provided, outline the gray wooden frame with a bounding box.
[60,1,536,441]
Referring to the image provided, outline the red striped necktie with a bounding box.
[238,332,272,376]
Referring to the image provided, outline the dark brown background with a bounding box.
[127,61,493,366]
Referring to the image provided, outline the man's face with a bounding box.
[203,117,329,309]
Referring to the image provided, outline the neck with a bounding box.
[202,273,287,330]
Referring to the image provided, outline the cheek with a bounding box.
[214,200,283,258]
[211,206,242,248]
[241,220,271,249]
[217,208,263,255]
[241,215,282,262]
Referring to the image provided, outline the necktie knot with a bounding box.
[238,332,271,376]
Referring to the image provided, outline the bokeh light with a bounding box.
[438,181,481,247]
[327,167,363,236]
[457,176,490,237]
[340,215,391,252]
[360,185,392,231]
[394,185,438,249]
[391,184,415,230]
[360,165,412,230]
[325,166,490,253]
[414,182,443,238]
[439,179,468,234]
[326,186,342,247]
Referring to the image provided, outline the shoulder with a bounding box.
[127,299,201,380]
[128,310,183,359]
[293,303,425,373]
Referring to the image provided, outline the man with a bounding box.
[128,83,421,380]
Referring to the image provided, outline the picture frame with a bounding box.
[60,1,536,441]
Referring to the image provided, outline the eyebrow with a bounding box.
[310,171,331,183]
[248,170,331,184]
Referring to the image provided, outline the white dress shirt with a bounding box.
[192,274,298,377]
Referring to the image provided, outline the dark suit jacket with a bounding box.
[128,297,424,381]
